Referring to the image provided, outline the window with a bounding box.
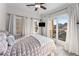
[16,16,23,36]
[32,20,39,33]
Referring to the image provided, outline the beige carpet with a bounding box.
[54,44,76,56]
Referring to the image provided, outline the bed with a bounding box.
[4,34,56,56]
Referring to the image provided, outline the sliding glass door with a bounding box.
[53,14,69,42]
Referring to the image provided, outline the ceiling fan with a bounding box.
[26,3,47,11]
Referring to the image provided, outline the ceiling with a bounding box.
[6,3,65,17]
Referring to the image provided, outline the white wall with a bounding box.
[41,17,49,36]
[0,3,6,31]
[6,5,39,18]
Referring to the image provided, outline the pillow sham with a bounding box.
[6,35,15,46]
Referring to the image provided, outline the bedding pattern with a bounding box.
[4,35,56,56]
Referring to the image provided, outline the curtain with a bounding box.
[24,17,27,35]
[47,18,54,38]
[21,17,32,36]
[50,18,54,38]
[47,18,51,37]
[64,4,79,55]
[9,14,16,35]
[22,17,25,36]
[25,18,32,35]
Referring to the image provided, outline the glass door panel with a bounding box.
[54,14,69,41]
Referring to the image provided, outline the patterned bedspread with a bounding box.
[4,35,56,56]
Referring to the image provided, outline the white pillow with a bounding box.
[6,35,15,46]
[0,32,7,41]
[0,33,8,54]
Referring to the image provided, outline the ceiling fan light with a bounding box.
[35,5,40,8]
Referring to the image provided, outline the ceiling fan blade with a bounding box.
[35,8,38,11]
[26,4,35,6]
[40,6,46,10]
[40,3,45,4]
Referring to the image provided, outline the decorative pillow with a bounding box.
[0,32,7,41]
[0,32,8,55]
[6,35,15,46]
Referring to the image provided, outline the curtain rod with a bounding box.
[8,13,40,20]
